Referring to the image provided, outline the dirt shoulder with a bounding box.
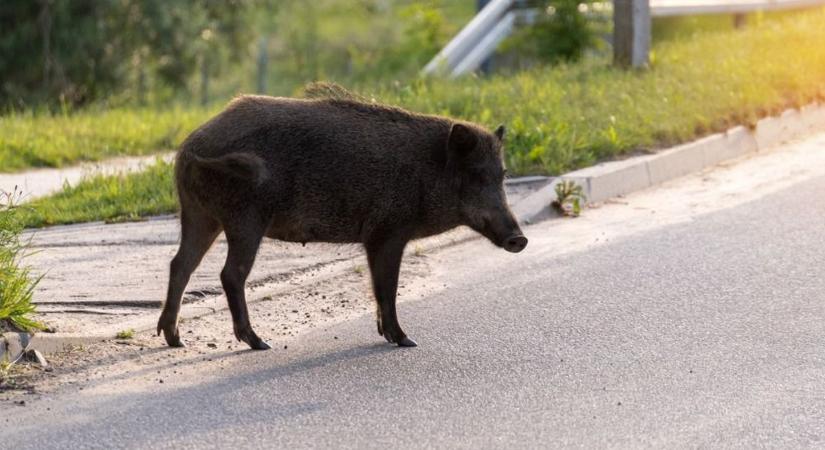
[2,247,447,404]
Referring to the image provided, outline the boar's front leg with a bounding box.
[221,221,271,350]
[365,237,417,347]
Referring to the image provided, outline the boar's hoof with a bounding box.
[236,328,272,350]
[248,339,272,350]
[164,330,186,348]
[397,336,418,347]
[157,323,186,348]
[382,330,417,347]
[377,320,384,337]
[157,316,186,348]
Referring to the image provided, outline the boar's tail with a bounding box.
[189,153,269,185]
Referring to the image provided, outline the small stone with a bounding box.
[23,349,48,369]
[207,343,217,349]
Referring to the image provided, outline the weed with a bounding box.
[0,188,44,332]
[115,329,135,340]
[552,180,586,217]
[0,356,12,387]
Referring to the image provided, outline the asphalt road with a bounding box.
[5,153,825,448]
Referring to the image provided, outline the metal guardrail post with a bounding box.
[613,0,651,68]
[477,0,494,74]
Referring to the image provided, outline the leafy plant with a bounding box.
[504,0,604,65]
[0,188,44,333]
[552,180,586,217]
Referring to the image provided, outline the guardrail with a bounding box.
[423,0,825,76]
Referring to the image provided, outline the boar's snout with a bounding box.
[475,207,528,253]
[503,234,528,253]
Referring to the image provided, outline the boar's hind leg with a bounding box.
[221,220,271,350]
[366,238,417,347]
[158,208,221,347]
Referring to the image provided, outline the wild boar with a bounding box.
[157,91,527,350]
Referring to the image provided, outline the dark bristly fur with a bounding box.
[157,90,527,350]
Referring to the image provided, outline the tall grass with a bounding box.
[371,8,825,174]
[0,190,43,333]
[0,107,212,172]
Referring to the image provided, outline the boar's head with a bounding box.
[444,123,527,253]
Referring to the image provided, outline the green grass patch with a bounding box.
[0,192,44,333]
[115,329,135,340]
[0,107,212,172]
[371,8,825,174]
[12,9,825,227]
[15,160,177,228]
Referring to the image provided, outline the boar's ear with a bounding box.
[447,123,478,164]
[494,124,506,141]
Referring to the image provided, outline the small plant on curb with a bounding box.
[0,188,45,333]
[115,329,135,340]
[0,356,16,389]
[552,180,586,217]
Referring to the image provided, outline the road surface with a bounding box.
[3,133,825,448]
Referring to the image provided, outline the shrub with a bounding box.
[0,189,43,333]
[505,0,603,65]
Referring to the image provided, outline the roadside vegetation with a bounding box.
[15,160,177,228]
[383,8,825,174]
[0,190,44,332]
[7,7,825,227]
[116,329,135,340]
[0,108,210,172]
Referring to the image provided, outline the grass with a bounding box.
[115,329,135,340]
[15,159,177,228]
[0,107,212,172]
[0,190,44,332]
[10,8,825,227]
[374,8,825,174]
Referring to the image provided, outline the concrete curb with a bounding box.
[2,332,98,363]
[4,102,824,362]
[516,103,825,223]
